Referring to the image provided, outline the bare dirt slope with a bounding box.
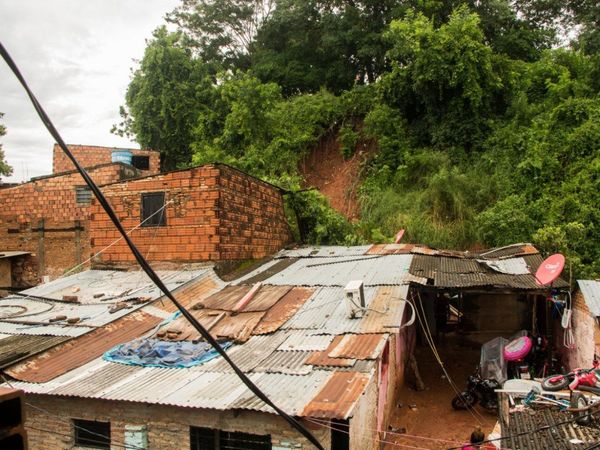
[299,133,374,221]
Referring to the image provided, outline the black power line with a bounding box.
[0,41,323,450]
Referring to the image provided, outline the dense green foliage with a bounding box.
[0,113,13,178]
[117,0,600,277]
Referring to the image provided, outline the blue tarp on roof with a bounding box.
[103,338,232,368]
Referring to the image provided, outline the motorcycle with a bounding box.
[541,360,600,392]
[452,368,501,411]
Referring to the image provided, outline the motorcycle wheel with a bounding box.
[452,392,477,410]
[571,392,591,426]
[541,375,570,391]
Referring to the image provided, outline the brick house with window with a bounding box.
[89,164,293,264]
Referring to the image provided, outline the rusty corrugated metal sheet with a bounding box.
[195,285,249,310]
[365,244,415,255]
[477,243,539,259]
[5,311,161,383]
[328,334,387,360]
[211,311,265,342]
[301,371,372,419]
[0,335,70,368]
[253,287,314,335]
[196,285,292,312]
[305,336,356,367]
[156,272,223,312]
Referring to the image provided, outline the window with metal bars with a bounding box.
[75,186,93,205]
[141,192,166,227]
[190,426,271,450]
[73,419,110,449]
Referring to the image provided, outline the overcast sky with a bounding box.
[0,0,179,182]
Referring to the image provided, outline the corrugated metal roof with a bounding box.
[252,351,312,375]
[5,311,161,383]
[235,258,300,285]
[578,280,600,316]
[0,269,214,337]
[305,336,356,367]
[275,246,372,258]
[262,254,413,286]
[15,269,208,305]
[301,371,372,419]
[197,285,291,312]
[278,332,334,351]
[410,253,568,290]
[0,334,70,368]
[201,332,292,373]
[284,286,408,335]
[253,287,314,335]
[502,407,600,449]
[366,244,410,255]
[477,243,538,260]
[328,334,388,360]
[477,257,530,275]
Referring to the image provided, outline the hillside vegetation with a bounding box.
[113,0,600,278]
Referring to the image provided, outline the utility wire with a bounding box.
[0,41,323,450]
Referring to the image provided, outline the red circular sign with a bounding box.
[535,253,565,286]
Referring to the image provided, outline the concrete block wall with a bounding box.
[0,164,139,279]
[53,144,160,175]
[24,395,330,450]
[89,164,292,263]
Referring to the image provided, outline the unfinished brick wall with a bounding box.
[53,144,160,175]
[23,395,330,450]
[0,163,140,280]
[89,164,292,264]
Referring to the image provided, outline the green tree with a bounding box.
[0,113,13,178]
[167,0,275,69]
[113,27,214,170]
[380,7,502,148]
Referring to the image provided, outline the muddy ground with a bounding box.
[384,335,498,450]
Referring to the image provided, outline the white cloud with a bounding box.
[0,0,179,182]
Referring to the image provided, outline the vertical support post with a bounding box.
[37,219,45,279]
[75,219,82,266]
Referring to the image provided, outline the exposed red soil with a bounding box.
[299,133,375,221]
[384,336,497,450]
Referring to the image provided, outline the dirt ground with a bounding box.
[299,133,375,221]
[384,335,498,450]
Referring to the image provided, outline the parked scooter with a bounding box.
[452,368,501,411]
[541,360,600,392]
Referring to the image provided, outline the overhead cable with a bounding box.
[0,41,323,450]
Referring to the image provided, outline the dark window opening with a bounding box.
[73,419,110,449]
[331,419,350,450]
[141,192,166,227]
[190,427,271,450]
[75,186,93,205]
[131,155,150,170]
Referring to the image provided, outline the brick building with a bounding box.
[90,164,293,264]
[0,163,141,280]
[52,144,160,175]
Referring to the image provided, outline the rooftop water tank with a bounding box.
[111,150,133,165]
